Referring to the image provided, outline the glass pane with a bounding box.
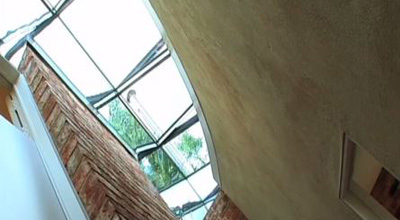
[0,34,25,57]
[182,206,207,220]
[188,165,217,200]
[160,180,200,210]
[61,0,161,86]
[0,0,48,38]
[122,58,192,137]
[157,105,196,145]
[9,45,25,68]
[35,19,113,97]
[46,0,62,9]
[174,105,197,130]
[140,149,184,190]
[99,99,152,149]
[206,201,214,209]
[164,122,210,175]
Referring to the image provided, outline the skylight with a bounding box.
[0,0,218,219]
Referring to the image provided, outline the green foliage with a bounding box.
[178,132,205,169]
[108,99,152,149]
[141,150,183,190]
[107,99,181,189]
[107,99,206,190]
[139,133,206,190]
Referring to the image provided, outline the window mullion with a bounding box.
[158,115,199,147]
[156,104,193,144]
[95,53,171,110]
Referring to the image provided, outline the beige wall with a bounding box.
[352,143,382,193]
[149,1,400,219]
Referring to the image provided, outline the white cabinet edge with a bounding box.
[0,55,88,220]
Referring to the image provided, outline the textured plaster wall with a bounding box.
[149,0,400,219]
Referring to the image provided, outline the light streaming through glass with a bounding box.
[1,0,219,218]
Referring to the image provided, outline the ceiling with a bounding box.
[149,0,400,219]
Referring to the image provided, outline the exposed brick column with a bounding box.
[19,47,175,220]
[205,191,247,220]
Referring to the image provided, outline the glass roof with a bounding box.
[0,0,48,38]
[35,18,113,97]
[0,0,218,219]
[121,58,193,137]
[99,98,153,149]
[60,0,161,87]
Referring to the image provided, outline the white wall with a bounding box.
[0,115,66,220]
[0,55,87,220]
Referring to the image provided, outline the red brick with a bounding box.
[34,79,48,101]
[30,72,42,92]
[205,192,247,220]
[42,94,57,120]
[21,47,175,220]
[80,172,107,219]
[66,147,83,176]
[111,214,120,220]
[61,134,78,163]
[56,122,73,148]
[37,87,51,110]
[72,158,92,191]
[95,199,116,220]
[46,105,61,128]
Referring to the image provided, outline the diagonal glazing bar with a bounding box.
[177,186,220,217]
[117,39,166,88]
[158,115,199,147]
[134,104,192,156]
[137,115,199,160]
[87,39,167,106]
[155,104,193,148]
[94,53,171,110]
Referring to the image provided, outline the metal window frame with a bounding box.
[137,114,199,160]
[52,15,161,144]
[155,104,194,145]
[159,162,211,193]
[160,163,217,218]
[28,13,160,146]
[94,52,171,110]
[28,24,208,193]
[26,40,142,158]
[28,37,210,198]
[2,0,221,216]
[88,39,168,107]
[178,186,220,217]
[141,0,221,186]
[4,0,74,60]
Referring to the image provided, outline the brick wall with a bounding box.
[205,192,247,220]
[19,46,175,220]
